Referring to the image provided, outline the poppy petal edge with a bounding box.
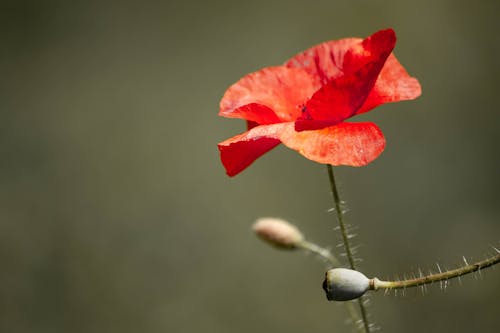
[279,122,386,166]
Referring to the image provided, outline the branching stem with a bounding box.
[297,241,362,329]
[326,165,370,333]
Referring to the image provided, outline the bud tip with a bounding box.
[252,217,304,249]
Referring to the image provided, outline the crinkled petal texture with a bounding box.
[218,127,282,177]
[296,60,392,131]
[280,122,385,166]
[285,37,360,85]
[286,28,421,119]
[219,66,318,124]
[218,122,385,176]
[290,29,397,131]
[355,54,421,114]
[218,28,421,176]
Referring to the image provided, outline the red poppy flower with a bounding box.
[218,28,421,176]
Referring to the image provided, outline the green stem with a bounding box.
[326,165,371,333]
[371,252,500,290]
[297,240,363,328]
[297,240,341,267]
[326,165,356,270]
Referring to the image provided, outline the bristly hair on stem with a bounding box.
[370,252,500,291]
[321,251,500,301]
[326,165,371,333]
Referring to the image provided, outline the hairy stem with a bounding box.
[298,241,341,267]
[326,165,370,333]
[371,252,500,290]
[326,165,356,269]
[297,241,362,328]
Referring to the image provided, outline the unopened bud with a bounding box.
[252,217,304,249]
[322,268,370,301]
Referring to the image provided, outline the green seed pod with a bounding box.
[322,268,370,301]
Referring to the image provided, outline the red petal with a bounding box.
[218,124,285,176]
[279,122,386,166]
[285,29,396,80]
[356,54,422,114]
[218,121,385,176]
[296,29,396,130]
[286,29,420,117]
[294,119,340,132]
[299,62,389,130]
[246,120,259,130]
[285,38,360,85]
[219,66,318,124]
[343,28,396,75]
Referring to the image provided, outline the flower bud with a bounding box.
[322,268,370,301]
[252,217,304,249]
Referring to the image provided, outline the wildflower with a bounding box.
[218,29,421,176]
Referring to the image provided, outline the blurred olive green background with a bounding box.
[1,0,499,332]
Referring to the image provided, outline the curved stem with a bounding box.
[298,240,341,267]
[326,165,370,333]
[370,252,500,290]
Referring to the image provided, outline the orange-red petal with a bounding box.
[280,122,386,166]
[286,29,420,118]
[218,124,284,177]
[219,66,318,124]
[294,30,396,130]
[285,38,360,85]
[219,121,386,176]
[356,54,422,114]
[285,29,396,82]
[299,60,392,131]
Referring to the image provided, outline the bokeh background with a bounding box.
[1,0,499,332]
